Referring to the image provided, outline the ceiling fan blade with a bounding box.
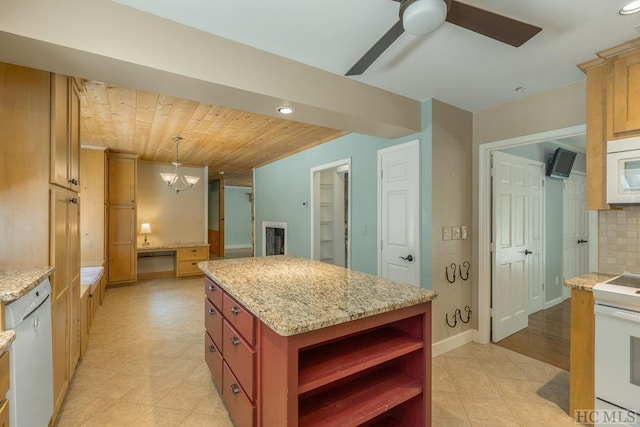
[446,1,541,47]
[346,20,405,76]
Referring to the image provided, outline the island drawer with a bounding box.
[223,319,255,399]
[177,246,209,261]
[205,277,223,310]
[223,293,255,345]
[205,332,222,391]
[223,362,255,427]
[204,298,222,350]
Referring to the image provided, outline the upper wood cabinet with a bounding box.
[107,154,137,205]
[612,51,640,137]
[50,75,80,192]
[579,37,640,210]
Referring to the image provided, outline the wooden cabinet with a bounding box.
[205,277,256,427]
[106,153,138,285]
[176,246,209,277]
[0,351,8,427]
[204,276,432,427]
[611,50,640,136]
[580,38,640,210]
[0,62,81,424]
[50,74,81,192]
[51,187,80,413]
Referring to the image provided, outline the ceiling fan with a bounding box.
[346,0,542,76]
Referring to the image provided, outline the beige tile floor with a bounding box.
[55,276,574,426]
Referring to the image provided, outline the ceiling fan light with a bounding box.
[620,0,640,14]
[402,0,447,35]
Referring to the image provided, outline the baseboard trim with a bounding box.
[544,296,563,310]
[224,244,253,249]
[432,329,477,358]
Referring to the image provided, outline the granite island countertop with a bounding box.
[199,255,437,336]
[563,272,618,292]
[0,267,54,302]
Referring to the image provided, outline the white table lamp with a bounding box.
[140,223,152,246]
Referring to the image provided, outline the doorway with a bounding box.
[310,159,351,268]
[477,125,597,344]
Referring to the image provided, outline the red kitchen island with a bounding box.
[199,255,436,427]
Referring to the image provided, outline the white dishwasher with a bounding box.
[4,277,54,427]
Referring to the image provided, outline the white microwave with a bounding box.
[607,136,640,204]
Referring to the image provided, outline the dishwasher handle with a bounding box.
[21,294,51,323]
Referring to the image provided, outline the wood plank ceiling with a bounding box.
[79,81,347,186]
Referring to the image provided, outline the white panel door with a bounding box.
[563,172,589,298]
[492,151,529,342]
[378,140,420,286]
[528,163,545,315]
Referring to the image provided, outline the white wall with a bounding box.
[137,160,207,274]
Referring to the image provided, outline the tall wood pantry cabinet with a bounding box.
[0,62,81,423]
[106,153,138,285]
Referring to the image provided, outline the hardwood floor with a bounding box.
[496,299,571,371]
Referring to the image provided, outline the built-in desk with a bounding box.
[137,243,209,278]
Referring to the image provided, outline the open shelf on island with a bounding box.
[298,366,422,427]
[298,326,423,394]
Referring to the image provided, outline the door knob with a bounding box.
[577,239,589,244]
[524,249,532,255]
[399,255,414,262]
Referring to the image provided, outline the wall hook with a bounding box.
[446,311,458,328]
[461,305,472,323]
[459,261,470,281]
[446,263,456,283]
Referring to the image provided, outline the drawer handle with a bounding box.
[192,249,197,252]
[208,285,215,291]
[191,262,196,266]
[230,336,240,346]
[208,309,215,316]
[209,344,216,353]
[230,384,240,395]
[230,306,239,315]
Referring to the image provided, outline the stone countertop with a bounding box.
[199,255,437,337]
[563,272,618,292]
[0,267,54,302]
[0,331,16,354]
[137,242,209,252]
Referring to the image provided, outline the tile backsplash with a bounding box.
[599,207,640,274]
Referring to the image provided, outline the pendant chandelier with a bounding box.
[159,136,200,194]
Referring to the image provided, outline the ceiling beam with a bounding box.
[0,0,422,139]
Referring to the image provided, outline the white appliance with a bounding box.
[593,273,640,425]
[607,136,640,204]
[4,277,54,427]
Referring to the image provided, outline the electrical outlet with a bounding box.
[461,225,468,240]
[452,226,461,240]
[442,227,452,241]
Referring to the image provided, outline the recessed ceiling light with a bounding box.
[276,106,295,115]
[620,0,640,15]
[218,171,225,175]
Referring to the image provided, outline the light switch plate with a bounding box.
[461,225,468,240]
[452,226,461,240]
[442,226,452,241]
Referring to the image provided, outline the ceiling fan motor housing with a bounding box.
[400,0,452,35]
